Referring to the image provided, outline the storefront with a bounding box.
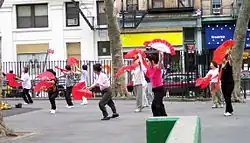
[120,30,184,72]
[203,23,250,69]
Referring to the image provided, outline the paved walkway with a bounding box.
[1,100,250,143]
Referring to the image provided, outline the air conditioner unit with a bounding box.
[67,18,78,26]
[212,8,221,14]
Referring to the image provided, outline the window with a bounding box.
[212,0,221,8]
[152,0,164,8]
[66,42,81,60]
[98,41,111,56]
[97,1,107,25]
[66,2,80,27]
[183,28,195,41]
[126,0,138,11]
[16,4,48,28]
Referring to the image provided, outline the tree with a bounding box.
[103,0,130,97]
[232,0,250,102]
[0,0,17,137]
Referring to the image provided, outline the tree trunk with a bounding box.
[232,0,250,102]
[104,0,130,97]
[0,0,17,137]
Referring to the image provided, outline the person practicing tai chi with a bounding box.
[40,69,59,114]
[76,65,89,105]
[205,61,223,108]
[147,52,167,116]
[21,67,33,105]
[131,55,147,112]
[221,54,234,116]
[59,65,75,108]
[89,63,119,120]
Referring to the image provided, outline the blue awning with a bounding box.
[204,23,250,49]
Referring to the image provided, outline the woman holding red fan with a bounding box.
[89,63,119,120]
[147,52,167,117]
[44,69,58,114]
[205,61,223,108]
[221,54,234,116]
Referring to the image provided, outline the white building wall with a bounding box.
[0,0,100,62]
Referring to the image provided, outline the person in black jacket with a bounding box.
[45,69,58,114]
[221,54,234,116]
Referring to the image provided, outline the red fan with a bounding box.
[67,56,79,66]
[55,66,68,72]
[34,81,54,92]
[6,73,21,88]
[144,39,176,55]
[115,64,137,77]
[212,40,235,65]
[36,71,56,80]
[195,77,204,87]
[77,88,93,99]
[200,75,212,88]
[124,48,146,59]
[72,82,86,100]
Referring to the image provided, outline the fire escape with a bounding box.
[120,0,147,29]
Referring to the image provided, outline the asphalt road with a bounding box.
[1,100,250,143]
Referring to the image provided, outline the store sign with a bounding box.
[204,24,250,49]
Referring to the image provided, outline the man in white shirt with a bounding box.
[89,63,119,120]
[21,67,33,104]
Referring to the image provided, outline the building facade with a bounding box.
[0,0,104,63]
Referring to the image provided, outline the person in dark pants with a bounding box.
[221,54,234,116]
[60,65,74,108]
[21,67,33,104]
[45,69,58,114]
[89,63,119,120]
[147,52,167,117]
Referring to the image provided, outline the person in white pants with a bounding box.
[76,65,89,105]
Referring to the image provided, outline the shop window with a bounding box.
[183,28,195,42]
[66,42,81,60]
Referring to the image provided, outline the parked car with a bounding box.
[163,72,199,96]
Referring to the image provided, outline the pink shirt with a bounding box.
[148,66,163,88]
[94,72,110,91]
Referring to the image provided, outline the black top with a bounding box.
[221,62,234,83]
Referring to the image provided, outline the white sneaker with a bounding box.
[23,103,28,105]
[80,102,88,105]
[219,104,224,108]
[224,112,232,116]
[50,110,56,114]
[212,104,217,108]
[67,105,74,108]
[134,109,141,113]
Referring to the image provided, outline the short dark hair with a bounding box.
[9,70,13,73]
[93,63,102,72]
[147,54,159,64]
[211,61,218,68]
[46,69,56,76]
[82,65,88,70]
[24,67,29,73]
[65,65,71,70]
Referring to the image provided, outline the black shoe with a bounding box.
[101,116,111,120]
[111,113,119,118]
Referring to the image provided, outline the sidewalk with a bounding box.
[2,100,250,143]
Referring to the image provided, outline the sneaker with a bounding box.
[101,116,111,120]
[23,103,28,105]
[224,112,232,116]
[50,110,56,114]
[67,105,74,108]
[219,104,224,108]
[212,104,217,108]
[143,105,149,107]
[80,101,88,105]
[134,109,141,113]
[111,113,119,118]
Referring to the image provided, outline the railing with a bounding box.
[147,0,194,10]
